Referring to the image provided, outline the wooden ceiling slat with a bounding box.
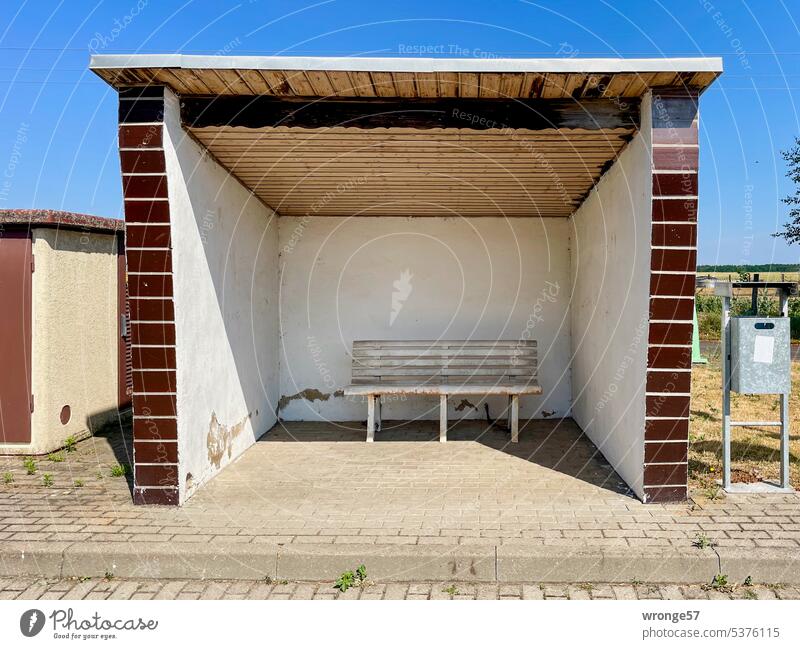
[347,71,377,97]
[213,69,253,94]
[415,73,438,97]
[561,73,586,98]
[192,129,632,140]
[324,70,356,96]
[391,72,417,97]
[207,155,624,163]
[602,73,634,97]
[238,69,271,94]
[437,72,459,97]
[261,70,292,95]
[540,73,564,99]
[499,72,525,99]
[369,71,397,97]
[621,72,655,97]
[478,73,502,98]
[304,70,336,96]
[194,69,230,94]
[689,71,717,87]
[458,72,480,98]
[282,70,317,96]
[178,68,215,94]
[197,143,625,151]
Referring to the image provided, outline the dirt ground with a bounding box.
[689,358,799,490]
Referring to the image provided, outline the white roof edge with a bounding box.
[89,53,723,74]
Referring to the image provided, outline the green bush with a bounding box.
[695,294,721,314]
[698,312,721,340]
[696,295,800,318]
[695,299,800,341]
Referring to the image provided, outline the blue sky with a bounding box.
[0,0,798,264]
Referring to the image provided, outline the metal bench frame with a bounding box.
[343,340,541,442]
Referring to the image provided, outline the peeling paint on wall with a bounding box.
[278,388,344,412]
[207,411,248,469]
[454,399,477,412]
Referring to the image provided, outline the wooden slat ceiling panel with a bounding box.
[189,125,632,218]
[95,67,715,99]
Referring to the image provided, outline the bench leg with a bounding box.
[440,394,447,443]
[510,395,519,443]
[367,394,376,443]
[376,395,382,432]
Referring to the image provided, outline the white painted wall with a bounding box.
[278,216,572,422]
[568,97,653,499]
[163,89,280,502]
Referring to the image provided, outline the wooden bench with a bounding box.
[343,340,541,443]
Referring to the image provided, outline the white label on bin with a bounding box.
[753,335,775,364]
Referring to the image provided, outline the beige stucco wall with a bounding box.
[12,227,120,454]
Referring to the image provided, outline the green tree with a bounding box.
[776,137,800,243]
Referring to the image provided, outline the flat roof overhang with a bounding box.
[92,55,722,217]
[0,209,123,234]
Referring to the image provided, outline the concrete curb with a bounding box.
[1,541,798,584]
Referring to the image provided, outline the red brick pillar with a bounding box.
[644,88,699,503]
[118,86,179,505]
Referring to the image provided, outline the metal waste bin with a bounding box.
[715,280,796,492]
[730,316,791,394]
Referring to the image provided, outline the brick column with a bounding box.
[118,86,179,505]
[644,88,699,503]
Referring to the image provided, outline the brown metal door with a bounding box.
[0,231,32,443]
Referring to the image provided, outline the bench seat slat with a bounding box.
[352,368,534,377]
[343,382,542,396]
[353,358,535,368]
[353,350,535,359]
[354,340,535,347]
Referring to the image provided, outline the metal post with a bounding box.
[751,274,759,315]
[439,395,447,443]
[721,294,732,491]
[779,288,790,489]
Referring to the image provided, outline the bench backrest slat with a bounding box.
[351,340,537,385]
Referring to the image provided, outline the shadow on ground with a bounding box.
[260,418,635,499]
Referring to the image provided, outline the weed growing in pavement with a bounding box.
[693,532,713,549]
[334,564,368,592]
[110,464,130,478]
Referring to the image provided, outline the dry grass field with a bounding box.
[699,271,799,283]
[689,358,799,491]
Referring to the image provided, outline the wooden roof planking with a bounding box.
[90,55,722,99]
[93,55,721,217]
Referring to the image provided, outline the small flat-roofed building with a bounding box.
[0,209,130,455]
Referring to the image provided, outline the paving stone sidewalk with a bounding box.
[1,419,798,555]
[2,576,798,600]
